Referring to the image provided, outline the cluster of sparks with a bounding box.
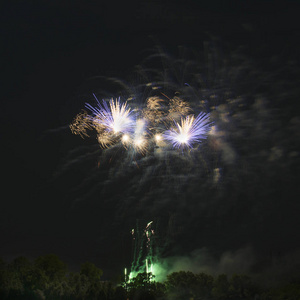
[70,94,212,153]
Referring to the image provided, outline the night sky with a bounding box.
[1,1,300,281]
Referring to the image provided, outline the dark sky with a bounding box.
[1,1,300,279]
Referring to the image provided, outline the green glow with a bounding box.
[150,262,168,282]
[128,270,139,282]
[127,220,165,284]
[125,261,168,284]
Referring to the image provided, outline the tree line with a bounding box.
[1,254,300,299]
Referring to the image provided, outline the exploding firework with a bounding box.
[85,96,135,135]
[163,112,212,148]
[71,93,212,154]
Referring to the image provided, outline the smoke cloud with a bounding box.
[153,247,300,287]
[48,40,300,278]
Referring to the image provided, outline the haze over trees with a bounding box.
[1,255,300,299]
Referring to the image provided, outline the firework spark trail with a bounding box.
[129,220,158,280]
[163,112,212,149]
[69,110,94,138]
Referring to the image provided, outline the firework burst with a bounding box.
[163,112,211,149]
[71,94,213,153]
[85,96,134,135]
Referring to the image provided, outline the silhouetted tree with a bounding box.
[261,282,300,300]
[127,272,160,300]
[68,272,89,299]
[211,274,229,300]
[113,286,127,300]
[165,271,198,299]
[228,274,259,300]
[195,272,214,299]
[35,254,67,283]
[80,261,103,283]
